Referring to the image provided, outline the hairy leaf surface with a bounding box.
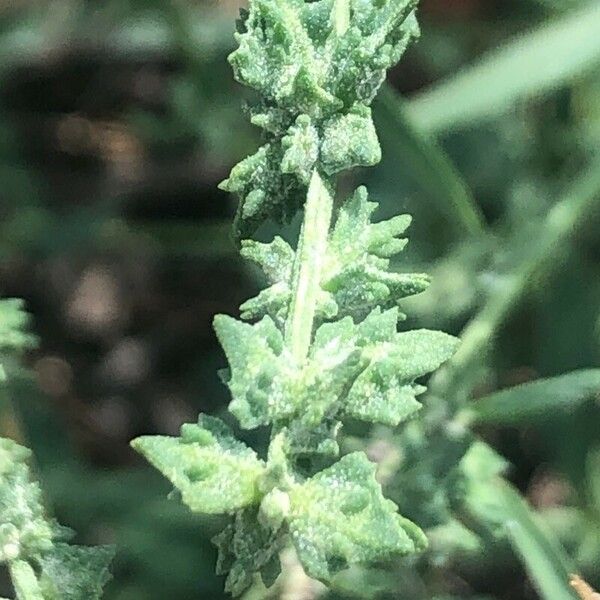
[131,416,266,514]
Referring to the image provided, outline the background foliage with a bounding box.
[1,0,600,598]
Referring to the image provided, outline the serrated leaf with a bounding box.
[322,187,430,320]
[241,237,295,284]
[344,324,459,426]
[240,188,429,323]
[320,107,381,175]
[288,452,425,581]
[240,237,295,323]
[214,314,285,428]
[37,544,115,600]
[215,312,359,434]
[469,369,600,426]
[220,144,306,239]
[1,437,114,598]
[217,306,457,436]
[131,415,266,514]
[281,115,320,184]
[213,509,284,597]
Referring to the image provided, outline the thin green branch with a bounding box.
[430,159,600,400]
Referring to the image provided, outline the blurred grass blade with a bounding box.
[431,161,600,399]
[375,85,485,236]
[469,369,600,425]
[407,3,600,134]
[498,481,578,600]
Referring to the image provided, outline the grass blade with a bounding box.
[498,481,578,600]
[375,85,485,237]
[469,369,600,426]
[407,3,600,133]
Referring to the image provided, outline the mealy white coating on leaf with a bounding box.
[214,305,458,436]
[287,452,425,581]
[240,188,430,324]
[131,415,266,514]
[132,0,466,592]
[223,0,420,236]
[38,544,115,600]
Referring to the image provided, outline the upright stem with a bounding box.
[285,171,334,362]
[9,560,43,600]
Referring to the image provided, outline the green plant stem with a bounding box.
[285,171,334,362]
[9,560,43,600]
[430,159,600,403]
[333,0,350,36]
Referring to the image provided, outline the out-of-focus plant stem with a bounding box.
[430,159,600,404]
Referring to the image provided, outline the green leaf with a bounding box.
[281,115,320,184]
[216,312,360,434]
[288,452,426,581]
[1,437,114,597]
[497,482,578,600]
[220,143,306,240]
[217,305,457,436]
[0,299,36,381]
[38,544,115,600]
[214,314,285,428]
[452,444,577,600]
[468,369,600,426]
[322,187,430,320]
[0,300,35,352]
[320,106,381,175]
[240,236,296,324]
[8,560,44,600]
[588,447,600,513]
[241,237,295,284]
[131,415,266,514]
[407,3,600,133]
[344,326,459,426]
[452,441,511,529]
[213,509,284,597]
[240,187,430,324]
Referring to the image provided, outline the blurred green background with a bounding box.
[1,0,600,598]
